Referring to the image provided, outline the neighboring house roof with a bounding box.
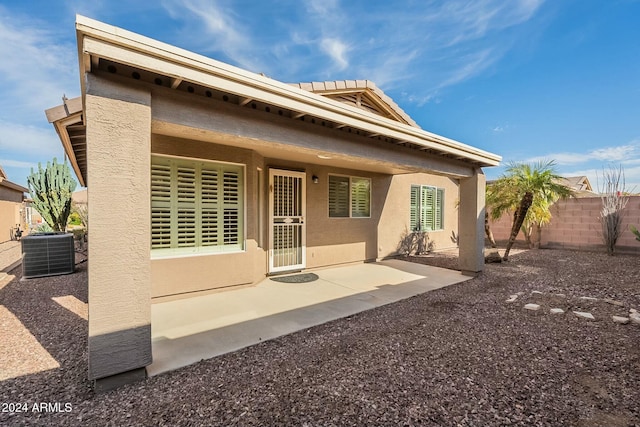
[0,163,29,195]
[560,175,593,192]
[487,175,597,198]
[289,80,419,128]
[0,180,29,194]
[46,15,500,188]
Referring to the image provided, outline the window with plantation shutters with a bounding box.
[410,185,444,232]
[328,175,371,218]
[151,155,244,257]
[328,175,349,217]
[351,178,370,217]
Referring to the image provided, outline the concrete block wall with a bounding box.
[488,196,640,253]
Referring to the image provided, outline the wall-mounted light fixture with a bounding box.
[312,175,319,184]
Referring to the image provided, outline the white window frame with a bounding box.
[150,154,246,259]
[410,185,444,232]
[328,174,371,218]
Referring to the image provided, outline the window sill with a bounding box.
[151,248,246,260]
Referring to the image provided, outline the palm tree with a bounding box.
[491,161,574,261]
[521,197,552,248]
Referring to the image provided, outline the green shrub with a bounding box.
[68,212,82,226]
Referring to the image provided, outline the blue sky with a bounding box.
[1,0,639,191]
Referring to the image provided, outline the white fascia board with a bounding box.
[76,15,501,167]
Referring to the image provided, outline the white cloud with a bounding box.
[320,38,349,70]
[305,0,339,15]
[0,8,78,120]
[162,0,263,72]
[156,0,546,98]
[0,121,63,159]
[437,48,496,89]
[0,159,38,169]
[525,143,640,166]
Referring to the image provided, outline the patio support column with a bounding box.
[85,74,152,391]
[458,168,486,276]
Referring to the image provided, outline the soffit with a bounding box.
[45,98,86,187]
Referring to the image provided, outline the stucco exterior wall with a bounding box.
[150,136,266,298]
[0,185,24,203]
[285,163,383,268]
[0,200,21,242]
[148,136,467,298]
[377,173,460,258]
[85,74,152,381]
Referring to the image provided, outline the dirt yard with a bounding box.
[1,248,639,426]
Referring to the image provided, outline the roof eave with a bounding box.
[74,15,501,168]
[45,99,86,187]
[0,179,29,194]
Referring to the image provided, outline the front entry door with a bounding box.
[269,169,306,273]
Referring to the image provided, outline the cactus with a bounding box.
[27,158,77,232]
[632,225,640,242]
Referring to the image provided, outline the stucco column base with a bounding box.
[460,270,482,277]
[94,368,147,393]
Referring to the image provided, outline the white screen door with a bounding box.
[269,169,306,273]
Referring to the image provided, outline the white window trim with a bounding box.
[328,174,371,219]
[150,153,247,259]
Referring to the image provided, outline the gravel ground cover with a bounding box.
[1,248,639,426]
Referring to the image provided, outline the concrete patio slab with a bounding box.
[148,259,469,376]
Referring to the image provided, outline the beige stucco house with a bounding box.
[47,16,501,388]
[0,165,29,242]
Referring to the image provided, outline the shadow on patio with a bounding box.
[149,259,470,376]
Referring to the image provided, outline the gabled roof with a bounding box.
[558,176,593,192]
[290,80,419,128]
[0,164,6,180]
[557,176,596,197]
[47,16,501,186]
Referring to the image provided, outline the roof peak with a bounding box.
[289,80,419,128]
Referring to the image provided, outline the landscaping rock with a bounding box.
[612,316,630,324]
[532,290,543,295]
[573,311,595,321]
[485,250,502,263]
[580,296,598,301]
[604,298,625,307]
[524,303,541,311]
[630,313,640,325]
[550,308,565,314]
[506,295,519,303]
